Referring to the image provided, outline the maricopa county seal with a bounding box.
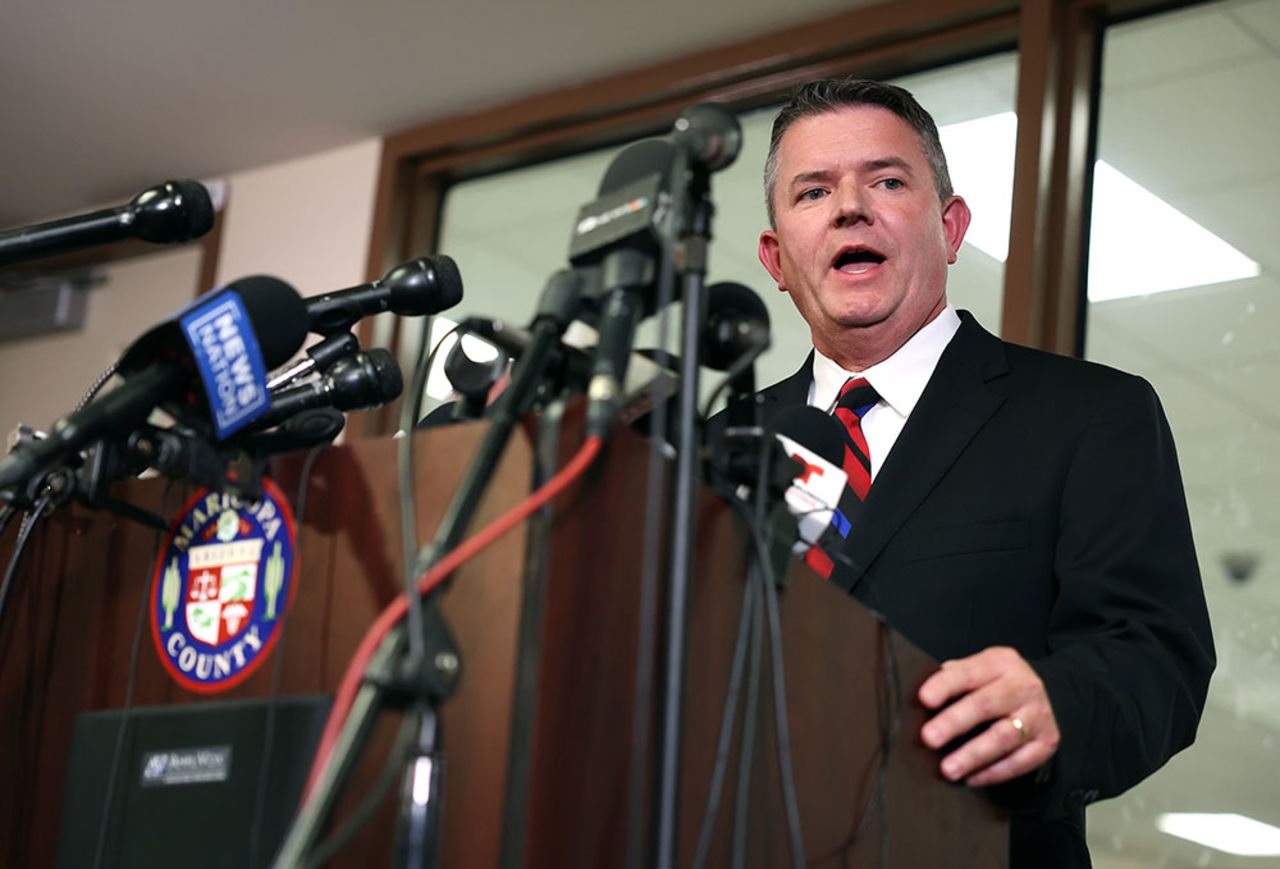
[148,480,297,692]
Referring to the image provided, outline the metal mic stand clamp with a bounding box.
[363,603,461,869]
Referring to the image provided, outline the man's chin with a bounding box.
[831,310,893,330]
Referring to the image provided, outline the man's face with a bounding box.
[758,105,970,365]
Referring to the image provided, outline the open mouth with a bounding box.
[832,246,887,273]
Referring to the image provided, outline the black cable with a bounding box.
[0,495,53,641]
[690,568,759,869]
[398,317,459,665]
[730,566,764,869]
[300,711,421,869]
[75,361,120,411]
[730,452,899,867]
[91,481,176,869]
[249,447,326,869]
[699,338,769,421]
[747,411,805,869]
[759,531,807,869]
[727,495,807,869]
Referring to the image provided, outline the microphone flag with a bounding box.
[774,433,849,554]
[178,290,271,438]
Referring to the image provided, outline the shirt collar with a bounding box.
[810,306,961,416]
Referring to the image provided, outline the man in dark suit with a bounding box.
[751,78,1215,866]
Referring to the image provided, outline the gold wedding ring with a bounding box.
[1009,716,1030,742]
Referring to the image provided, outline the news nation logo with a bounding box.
[148,480,297,693]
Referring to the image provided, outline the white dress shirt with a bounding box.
[807,306,961,481]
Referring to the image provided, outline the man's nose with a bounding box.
[832,184,872,228]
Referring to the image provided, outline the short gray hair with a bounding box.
[763,77,953,227]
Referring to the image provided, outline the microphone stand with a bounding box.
[272,271,583,869]
[654,155,716,869]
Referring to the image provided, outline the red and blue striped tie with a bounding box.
[805,376,880,579]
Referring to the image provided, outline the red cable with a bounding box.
[303,434,603,798]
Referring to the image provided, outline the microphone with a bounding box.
[671,104,743,173]
[703,281,771,439]
[768,406,851,554]
[701,281,770,375]
[568,139,673,272]
[0,180,215,267]
[267,332,360,390]
[306,255,463,335]
[0,276,307,495]
[248,348,403,431]
[571,140,677,437]
[458,317,593,389]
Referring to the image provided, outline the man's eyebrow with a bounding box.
[787,157,915,189]
[864,156,914,174]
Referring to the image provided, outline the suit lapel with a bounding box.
[758,354,813,429]
[830,313,1010,594]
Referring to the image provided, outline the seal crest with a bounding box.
[149,479,297,692]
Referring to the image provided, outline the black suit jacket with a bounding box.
[753,311,1215,867]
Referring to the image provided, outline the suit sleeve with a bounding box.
[1027,374,1215,813]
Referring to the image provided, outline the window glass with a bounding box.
[1083,1,1280,865]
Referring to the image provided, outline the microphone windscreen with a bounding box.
[131,180,216,243]
[233,275,309,369]
[768,405,845,465]
[673,104,743,172]
[365,348,405,402]
[597,139,675,196]
[707,281,770,329]
[430,254,464,312]
[703,281,771,372]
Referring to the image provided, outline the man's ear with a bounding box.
[941,195,972,265]
[758,230,787,290]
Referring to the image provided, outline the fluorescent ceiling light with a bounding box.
[1156,812,1280,857]
[938,112,1260,302]
[938,112,1017,263]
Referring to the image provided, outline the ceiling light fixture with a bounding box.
[939,112,1261,302]
[1156,812,1280,857]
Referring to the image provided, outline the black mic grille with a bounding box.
[234,275,309,368]
[130,180,215,244]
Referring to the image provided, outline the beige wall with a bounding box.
[0,247,203,438]
[0,136,382,440]
[214,138,382,297]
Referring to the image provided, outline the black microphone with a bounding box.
[267,332,360,390]
[0,180,215,267]
[457,317,594,389]
[248,348,403,431]
[571,140,678,438]
[306,255,463,335]
[703,281,771,431]
[671,104,743,173]
[701,281,770,374]
[0,275,307,495]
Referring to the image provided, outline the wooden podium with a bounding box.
[0,411,1006,867]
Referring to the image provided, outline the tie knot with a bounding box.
[836,377,880,417]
